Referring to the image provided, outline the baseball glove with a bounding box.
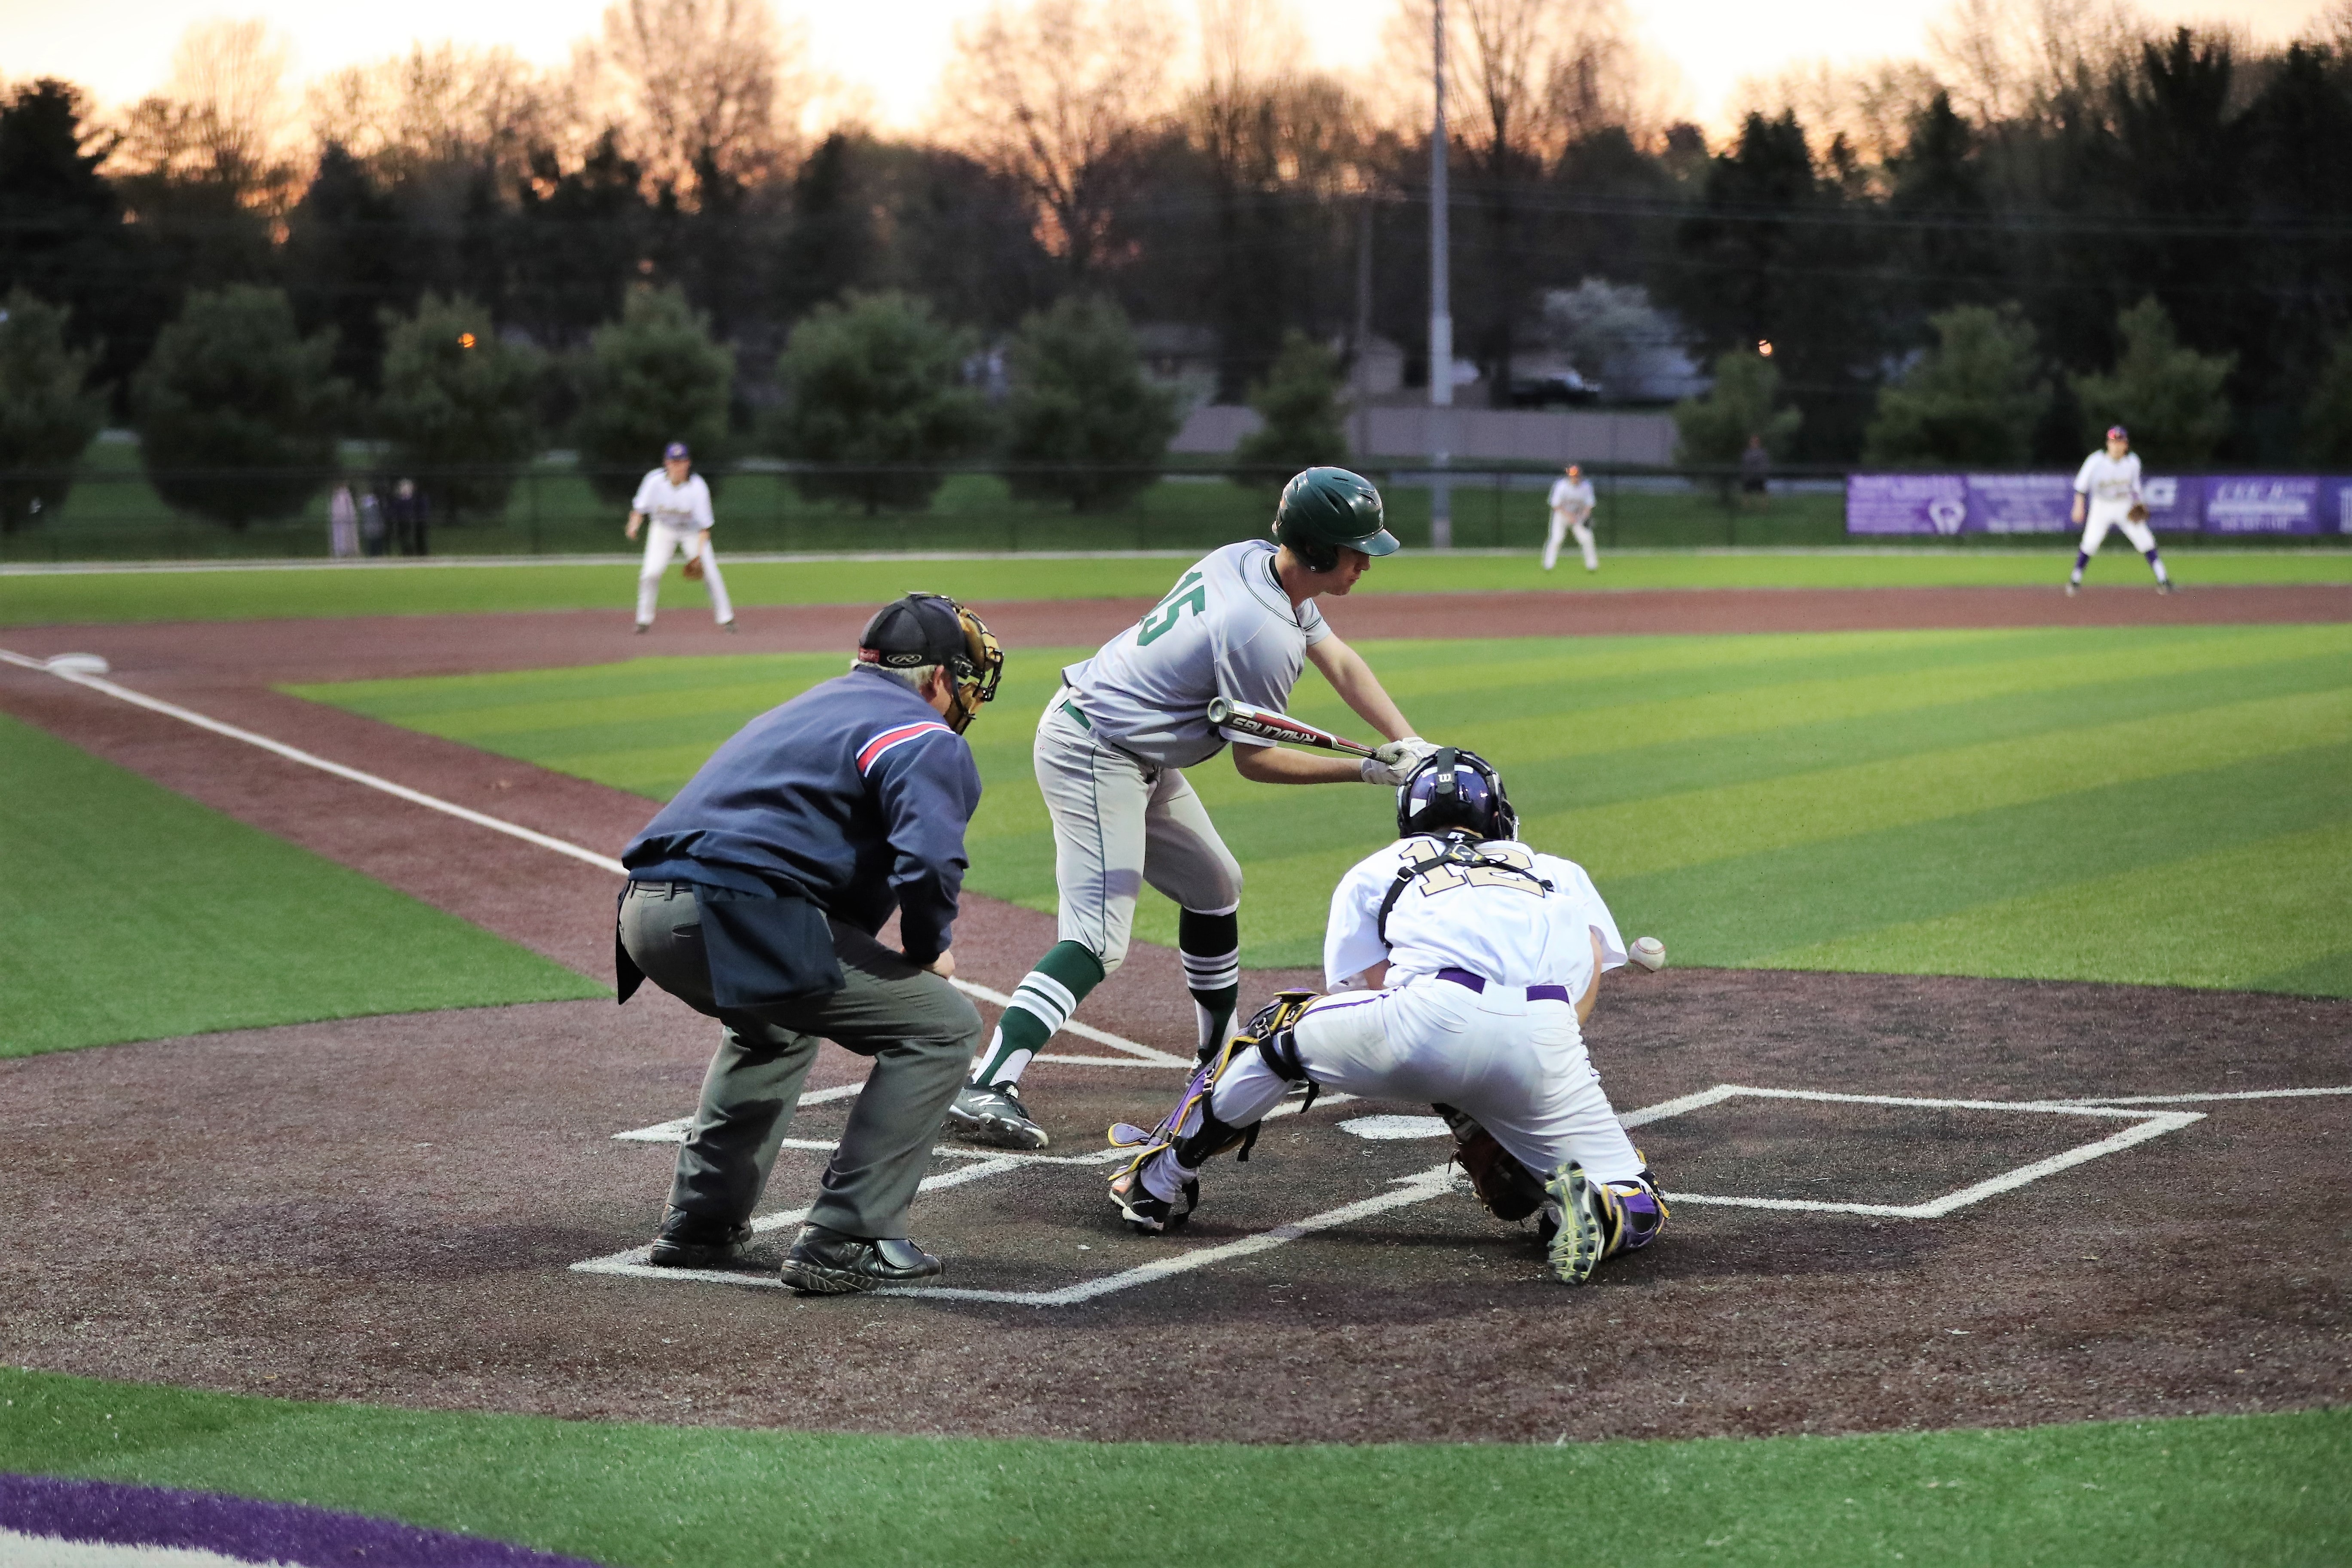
[2127,502,2150,522]
[1437,1104,1546,1222]
[681,555,705,581]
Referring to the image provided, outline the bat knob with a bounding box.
[1205,697,1231,724]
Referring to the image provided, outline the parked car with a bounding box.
[1507,368,1602,407]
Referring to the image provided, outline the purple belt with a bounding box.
[1437,967,1573,1004]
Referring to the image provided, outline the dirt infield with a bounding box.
[1,590,2346,1446]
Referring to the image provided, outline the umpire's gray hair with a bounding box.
[851,659,941,692]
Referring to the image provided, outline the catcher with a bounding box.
[1106,748,1666,1285]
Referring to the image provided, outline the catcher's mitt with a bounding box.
[682,555,706,581]
[2127,502,2150,522]
[1436,1104,1546,1222]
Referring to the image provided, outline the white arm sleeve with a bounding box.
[2072,454,2098,495]
[630,472,660,512]
[1323,849,1400,988]
[690,477,715,530]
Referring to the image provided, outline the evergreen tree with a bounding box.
[286,143,416,395]
[1673,348,1801,466]
[2069,296,2235,462]
[1004,296,1179,512]
[2300,330,2352,466]
[573,286,734,507]
[767,290,992,514]
[134,285,346,527]
[511,134,650,352]
[375,295,543,521]
[775,134,876,321]
[1235,331,1348,480]
[0,289,107,532]
[1864,303,2049,466]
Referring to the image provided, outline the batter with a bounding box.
[944,468,1438,1150]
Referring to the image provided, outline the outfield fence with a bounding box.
[1,460,2341,563]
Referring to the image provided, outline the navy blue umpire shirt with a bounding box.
[622,668,983,964]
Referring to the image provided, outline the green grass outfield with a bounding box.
[7,547,2351,626]
[298,623,2352,992]
[0,714,603,1057]
[5,1369,2346,1567]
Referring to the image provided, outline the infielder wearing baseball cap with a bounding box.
[1271,467,1400,571]
[2106,426,2128,443]
[856,592,1004,733]
[664,441,691,461]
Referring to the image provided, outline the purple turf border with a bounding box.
[0,1473,603,1566]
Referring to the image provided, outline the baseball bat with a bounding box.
[1206,696,1378,759]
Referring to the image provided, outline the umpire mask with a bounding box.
[856,592,1004,734]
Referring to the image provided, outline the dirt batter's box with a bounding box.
[570,1083,2209,1305]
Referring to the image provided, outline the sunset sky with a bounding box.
[0,0,2330,135]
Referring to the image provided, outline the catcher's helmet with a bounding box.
[856,592,1004,733]
[1396,747,1516,842]
[1272,467,1400,572]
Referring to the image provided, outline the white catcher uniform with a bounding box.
[2074,449,2154,556]
[632,468,733,627]
[1136,833,1648,1206]
[1544,475,1598,572]
[1040,539,1329,972]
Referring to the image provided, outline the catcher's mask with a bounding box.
[1396,746,1516,842]
[855,592,1004,733]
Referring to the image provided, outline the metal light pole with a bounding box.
[1428,0,1453,548]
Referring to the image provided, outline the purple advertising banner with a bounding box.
[2203,477,2323,535]
[1847,473,1968,535]
[1965,474,2072,533]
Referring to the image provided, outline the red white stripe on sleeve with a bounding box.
[857,720,953,775]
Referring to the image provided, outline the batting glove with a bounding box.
[1361,735,1438,786]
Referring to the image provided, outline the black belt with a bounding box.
[1437,967,1573,1005]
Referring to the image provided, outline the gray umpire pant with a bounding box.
[619,881,981,1240]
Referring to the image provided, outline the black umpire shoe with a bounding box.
[778,1225,943,1295]
[944,1079,1049,1149]
[646,1207,753,1268]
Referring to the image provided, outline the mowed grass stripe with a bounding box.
[0,715,603,1057]
[1613,743,2352,977]
[295,627,2349,990]
[1765,819,2352,992]
[8,1368,2351,1568]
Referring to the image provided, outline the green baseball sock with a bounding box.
[1180,906,1242,1063]
[970,940,1104,1087]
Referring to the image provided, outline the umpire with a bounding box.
[616,593,1004,1293]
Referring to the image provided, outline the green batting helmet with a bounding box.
[1271,467,1400,571]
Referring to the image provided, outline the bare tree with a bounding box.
[576,0,814,197]
[1731,57,1945,172]
[936,0,1181,274]
[1927,0,2142,125]
[305,45,557,183]
[111,19,299,203]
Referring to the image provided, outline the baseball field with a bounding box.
[3,549,2347,1565]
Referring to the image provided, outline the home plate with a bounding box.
[1337,1114,1452,1140]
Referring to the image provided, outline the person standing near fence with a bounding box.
[1542,462,1598,572]
[388,478,429,556]
[2067,425,2172,596]
[328,483,360,559]
[626,441,735,634]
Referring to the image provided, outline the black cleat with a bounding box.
[945,1080,1049,1149]
[634,622,651,634]
[646,1207,753,1268]
[722,619,740,632]
[778,1225,943,1294]
[1109,1166,1197,1234]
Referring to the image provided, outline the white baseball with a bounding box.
[1629,936,1666,972]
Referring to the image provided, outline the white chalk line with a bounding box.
[0,645,1179,1070]
[2043,1085,2352,1106]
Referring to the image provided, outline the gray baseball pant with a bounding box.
[619,881,981,1240]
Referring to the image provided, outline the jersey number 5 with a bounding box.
[1136,572,1207,647]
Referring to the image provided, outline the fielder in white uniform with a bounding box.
[1106,747,1667,1286]
[2067,425,2172,595]
[626,441,736,632]
[944,468,1440,1151]
[1543,462,1598,572]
